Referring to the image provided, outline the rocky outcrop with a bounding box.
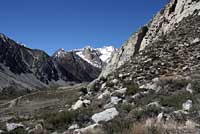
[101,0,200,77]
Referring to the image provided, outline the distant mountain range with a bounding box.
[54,45,117,68]
[0,33,116,96]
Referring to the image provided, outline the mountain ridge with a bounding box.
[0,33,115,96]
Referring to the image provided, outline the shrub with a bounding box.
[42,111,77,128]
[132,106,162,120]
[103,117,133,134]
[9,128,27,134]
[191,80,200,93]
[124,81,140,95]
[159,91,192,109]
[159,77,189,92]
[79,87,88,95]
[117,103,134,113]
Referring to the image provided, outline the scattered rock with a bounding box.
[72,100,84,110]
[91,107,119,123]
[83,99,91,105]
[28,124,45,134]
[6,122,24,132]
[68,124,79,130]
[157,112,163,123]
[110,97,121,105]
[71,99,91,110]
[74,124,104,134]
[191,38,200,44]
[104,97,122,109]
[115,88,127,94]
[111,79,119,84]
[0,130,4,134]
[98,90,111,99]
[186,83,193,94]
[182,100,192,111]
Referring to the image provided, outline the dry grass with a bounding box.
[129,119,199,134]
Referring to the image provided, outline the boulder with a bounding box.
[68,124,79,130]
[6,123,24,132]
[91,107,119,123]
[74,124,104,134]
[72,100,84,110]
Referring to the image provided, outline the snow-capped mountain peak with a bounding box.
[52,48,66,58]
[53,45,116,68]
[76,45,116,68]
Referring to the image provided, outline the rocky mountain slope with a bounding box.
[62,0,200,133]
[1,0,200,134]
[0,34,104,96]
[102,0,200,77]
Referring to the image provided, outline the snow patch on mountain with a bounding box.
[52,48,66,58]
[76,51,101,68]
[97,46,116,63]
[76,46,116,68]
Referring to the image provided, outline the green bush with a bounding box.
[117,103,134,113]
[132,106,162,120]
[191,80,200,93]
[124,81,140,95]
[41,103,99,129]
[42,111,77,128]
[159,91,192,109]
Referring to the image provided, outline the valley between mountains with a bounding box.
[1,0,200,134]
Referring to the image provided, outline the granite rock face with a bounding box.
[101,0,200,77]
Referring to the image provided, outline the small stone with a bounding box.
[191,38,200,44]
[111,79,119,84]
[0,130,4,134]
[98,90,111,99]
[83,99,91,105]
[115,88,127,94]
[182,100,192,111]
[182,66,188,71]
[72,100,84,110]
[186,83,193,94]
[68,124,79,130]
[110,97,121,105]
[157,112,163,123]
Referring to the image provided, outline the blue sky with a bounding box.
[0,0,168,55]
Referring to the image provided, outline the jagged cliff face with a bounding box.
[53,51,101,82]
[101,0,200,77]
